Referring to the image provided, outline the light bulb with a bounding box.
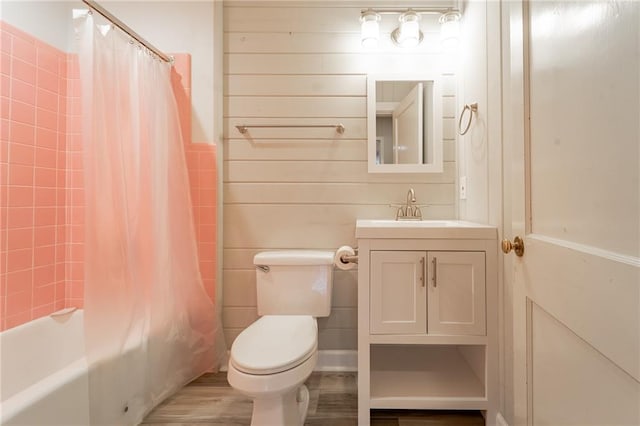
[360,10,380,49]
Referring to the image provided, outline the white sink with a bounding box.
[355,219,496,239]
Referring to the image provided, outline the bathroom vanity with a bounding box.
[356,220,498,425]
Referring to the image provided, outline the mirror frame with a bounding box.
[367,73,443,173]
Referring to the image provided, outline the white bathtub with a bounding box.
[0,309,90,426]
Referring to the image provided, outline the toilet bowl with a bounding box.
[227,316,317,425]
[227,251,335,426]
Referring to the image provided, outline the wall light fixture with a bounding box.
[391,11,422,48]
[360,9,381,49]
[360,8,461,50]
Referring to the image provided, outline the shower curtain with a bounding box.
[74,11,224,425]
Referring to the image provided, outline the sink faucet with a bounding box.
[391,188,424,220]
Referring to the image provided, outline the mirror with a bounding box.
[367,74,443,173]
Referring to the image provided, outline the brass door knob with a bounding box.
[502,236,524,257]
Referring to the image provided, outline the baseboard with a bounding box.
[218,349,357,373]
[496,413,509,426]
[315,350,357,372]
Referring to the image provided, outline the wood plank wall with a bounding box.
[223,2,458,350]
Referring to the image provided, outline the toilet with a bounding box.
[227,250,335,426]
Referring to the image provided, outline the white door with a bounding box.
[503,1,640,425]
[393,83,423,164]
[427,251,486,336]
[370,251,426,334]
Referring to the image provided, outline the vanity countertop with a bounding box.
[355,219,497,240]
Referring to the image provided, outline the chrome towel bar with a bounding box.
[236,124,345,134]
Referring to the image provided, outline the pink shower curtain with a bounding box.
[74,11,224,425]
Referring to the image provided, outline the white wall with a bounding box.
[222,3,459,350]
[1,1,218,145]
[1,1,76,51]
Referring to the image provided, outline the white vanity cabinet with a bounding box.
[356,220,498,426]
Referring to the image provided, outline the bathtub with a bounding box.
[0,309,90,425]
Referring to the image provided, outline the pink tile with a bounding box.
[9,121,35,145]
[8,163,33,185]
[1,52,11,76]
[12,34,37,65]
[71,206,84,225]
[199,149,216,170]
[199,206,216,224]
[55,281,65,299]
[35,146,56,168]
[11,100,35,125]
[34,207,56,226]
[34,187,56,207]
[6,290,32,316]
[55,206,65,226]
[199,187,215,206]
[199,224,216,243]
[7,227,33,250]
[70,225,83,243]
[199,169,216,188]
[1,73,9,98]
[1,118,9,141]
[11,78,36,104]
[58,57,67,79]
[34,167,56,187]
[69,261,83,280]
[68,244,83,263]
[7,185,33,207]
[7,207,33,229]
[199,261,215,280]
[7,248,33,273]
[36,68,58,93]
[71,283,84,300]
[198,242,215,260]
[55,262,65,281]
[36,88,58,113]
[36,107,57,131]
[11,58,36,84]
[5,269,32,294]
[37,49,58,75]
[33,284,55,306]
[34,245,55,267]
[9,141,35,165]
[34,225,55,247]
[33,264,55,287]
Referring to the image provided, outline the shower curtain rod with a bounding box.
[81,0,172,63]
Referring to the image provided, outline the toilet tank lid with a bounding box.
[254,250,334,266]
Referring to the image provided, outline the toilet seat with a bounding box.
[230,315,317,375]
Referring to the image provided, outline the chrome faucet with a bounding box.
[390,188,424,221]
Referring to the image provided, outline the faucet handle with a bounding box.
[389,204,406,219]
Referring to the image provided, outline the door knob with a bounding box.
[502,236,524,257]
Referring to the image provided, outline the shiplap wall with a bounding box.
[223,2,458,350]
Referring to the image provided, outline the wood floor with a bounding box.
[142,372,485,426]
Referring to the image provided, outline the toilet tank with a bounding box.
[254,251,334,317]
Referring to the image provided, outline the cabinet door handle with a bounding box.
[432,256,437,287]
[420,257,425,287]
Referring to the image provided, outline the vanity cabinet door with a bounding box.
[427,251,486,336]
[370,251,427,334]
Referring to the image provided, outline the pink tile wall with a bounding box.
[64,54,83,308]
[1,32,216,330]
[172,54,217,303]
[1,22,68,330]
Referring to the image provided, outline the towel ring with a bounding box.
[458,102,478,136]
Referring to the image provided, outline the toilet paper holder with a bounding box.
[339,248,359,265]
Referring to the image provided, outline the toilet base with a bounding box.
[250,384,309,426]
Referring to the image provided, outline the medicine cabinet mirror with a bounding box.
[367,74,443,173]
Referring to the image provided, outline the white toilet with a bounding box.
[227,250,334,426]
